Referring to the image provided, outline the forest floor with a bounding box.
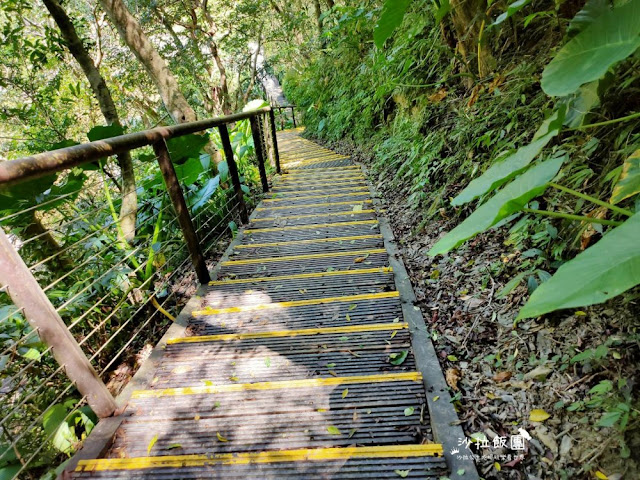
[317,138,640,480]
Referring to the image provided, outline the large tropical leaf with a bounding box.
[567,0,610,37]
[518,213,640,319]
[452,130,557,206]
[541,0,640,97]
[611,149,640,204]
[373,0,411,49]
[429,156,564,256]
[167,134,209,164]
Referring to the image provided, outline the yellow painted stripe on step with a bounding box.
[131,371,420,398]
[273,182,366,191]
[269,186,369,196]
[168,322,408,344]
[209,266,391,284]
[221,248,385,266]
[192,291,399,316]
[245,219,378,233]
[277,176,365,185]
[286,158,351,167]
[75,444,444,471]
[253,209,375,222]
[290,155,349,163]
[235,234,382,248]
[262,191,370,203]
[256,200,371,211]
[287,165,359,171]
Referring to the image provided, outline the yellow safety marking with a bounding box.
[168,322,408,344]
[256,200,372,211]
[287,165,359,171]
[131,371,420,398]
[209,266,391,285]
[288,154,349,162]
[234,234,382,248]
[284,170,361,176]
[273,182,366,190]
[192,291,399,316]
[276,175,365,184]
[263,191,370,203]
[253,209,375,222]
[286,158,351,167]
[245,219,378,233]
[221,248,385,266]
[285,168,360,175]
[75,444,443,471]
[269,186,369,196]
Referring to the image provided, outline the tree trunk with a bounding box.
[242,34,262,105]
[43,0,137,243]
[97,0,197,123]
[449,0,495,80]
[313,0,323,36]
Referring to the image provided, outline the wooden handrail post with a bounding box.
[291,106,297,128]
[0,230,116,418]
[268,109,281,173]
[249,115,269,193]
[153,139,210,284]
[218,125,249,224]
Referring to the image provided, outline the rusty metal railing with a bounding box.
[0,106,281,479]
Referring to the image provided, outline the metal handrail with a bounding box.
[0,107,272,186]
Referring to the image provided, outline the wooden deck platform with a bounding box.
[69,129,477,479]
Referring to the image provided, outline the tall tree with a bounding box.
[97,0,197,123]
[42,0,137,242]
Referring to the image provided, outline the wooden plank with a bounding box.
[0,230,116,418]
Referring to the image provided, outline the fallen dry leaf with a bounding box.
[445,367,461,391]
[493,371,512,383]
[428,88,447,103]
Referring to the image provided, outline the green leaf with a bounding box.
[611,149,640,204]
[191,176,220,211]
[327,426,342,435]
[518,213,640,319]
[434,0,451,24]
[147,434,158,453]
[597,410,622,428]
[167,134,209,164]
[389,350,409,365]
[452,129,558,206]
[217,160,229,182]
[562,81,600,128]
[491,0,532,27]
[567,0,610,36]
[87,124,124,142]
[374,0,412,49]
[0,465,21,480]
[404,407,414,416]
[430,156,564,256]
[496,270,533,298]
[174,156,205,186]
[541,0,640,97]
[394,470,410,478]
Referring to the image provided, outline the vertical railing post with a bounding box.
[153,139,210,284]
[268,108,281,173]
[249,115,269,193]
[218,125,249,224]
[291,106,297,128]
[0,230,117,418]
